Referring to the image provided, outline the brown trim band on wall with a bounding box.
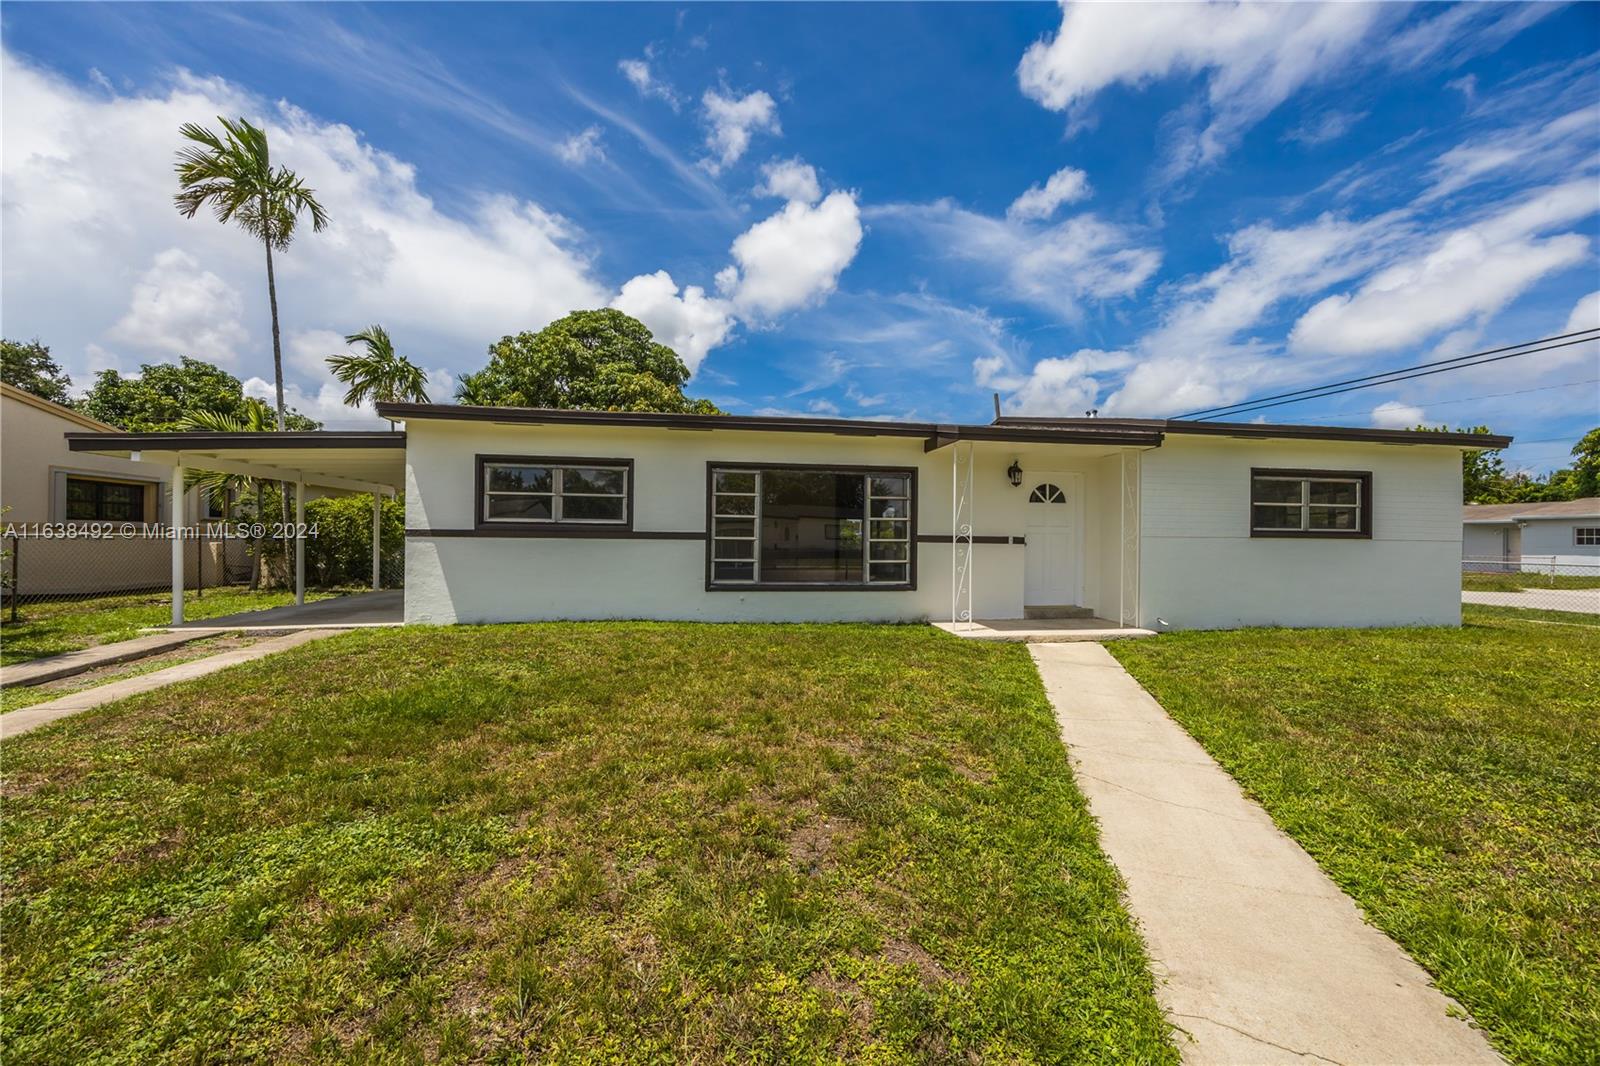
[1248,467,1374,540]
[408,528,702,540]
[916,534,1025,545]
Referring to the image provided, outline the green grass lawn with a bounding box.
[1109,612,1599,1066]
[1461,603,1600,628]
[0,587,342,666]
[1,624,1175,1064]
[1461,571,1600,592]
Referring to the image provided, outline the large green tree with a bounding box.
[1428,423,1600,503]
[327,325,429,429]
[80,357,320,432]
[2,338,74,406]
[174,116,328,431]
[455,309,720,413]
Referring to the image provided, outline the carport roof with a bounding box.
[65,431,406,494]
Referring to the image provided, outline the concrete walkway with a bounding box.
[1031,643,1503,1065]
[166,588,404,631]
[1,628,345,741]
[2,630,206,688]
[1463,587,1600,615]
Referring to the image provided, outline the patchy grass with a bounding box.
[0,587,342,665]
[1109,614,1599,1066]
[1461,571,1600,592]
[1463,603,1600,628]
[1,623,1175,1064]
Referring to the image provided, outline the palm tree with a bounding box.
[180,399,278,589]
[327,325,430,429]
[173,117,328,432]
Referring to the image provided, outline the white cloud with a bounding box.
[875,200,1160,319]
[556,125,605,166]
[1565,290,1600,334]
[700,88,779,174]
[719,191,862,319]
[1017,2,1390,165]
[1007,166,1091,221]
[755,157,821,204]
[610,270,734,373]
[1421,106,1598,202]
[1291,181,1595,357]
[618,57,680,111]
[1,48,610,411]
[110,248,250,363]
[1283,109,1367,147]
[1004,348,1133,415]
[1371,400,1425,428]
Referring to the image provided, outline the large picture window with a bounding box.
[65,477,147,522]
[1250,469,1371,538]
[478,456,630,528]
[709,465,915,588]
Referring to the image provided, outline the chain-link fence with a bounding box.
[1,526,404,623]
[1462,556,1600,619]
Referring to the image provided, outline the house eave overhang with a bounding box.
[994,416,1513,450]
[64,431,407,495]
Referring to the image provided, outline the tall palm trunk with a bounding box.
[263,227,292,585]
[249,481,264,591]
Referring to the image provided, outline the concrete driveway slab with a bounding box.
[1031,642,1504,1066]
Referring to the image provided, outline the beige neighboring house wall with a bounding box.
[1,382,177,524]
[0,382,233,596]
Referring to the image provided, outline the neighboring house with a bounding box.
[66,404,1509,630]
[1,382,239,596]
[1462,497,1600,571]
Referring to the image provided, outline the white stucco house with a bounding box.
[66,404,1510,631]
[1462,497,1600,571]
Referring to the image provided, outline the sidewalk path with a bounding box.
[1463,588,1600,615]
[2,631,206,688]
[2,629,345,741]
[1031,642,1503,1066]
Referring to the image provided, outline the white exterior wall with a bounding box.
[1139,436,1466,630]
[402,420,1132,624]
[1517,519,1600,569]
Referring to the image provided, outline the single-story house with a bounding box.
[66,404,1509,630]
[1462,497,1600,571]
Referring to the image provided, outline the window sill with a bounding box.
[707,581,916,592]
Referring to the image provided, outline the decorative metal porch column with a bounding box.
[1118,449,1141,628]
[950,441,975,628]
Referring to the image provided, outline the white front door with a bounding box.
[1025,475,1081,605]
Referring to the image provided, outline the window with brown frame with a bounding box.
[477,456,632,529]
[64,477,147,522]
[1250,469,1371,538]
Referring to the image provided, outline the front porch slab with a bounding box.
[932,618,1156,642]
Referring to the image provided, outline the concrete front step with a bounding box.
[1024,604,1096,620]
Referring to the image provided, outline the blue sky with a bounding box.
[2,2,1597,472]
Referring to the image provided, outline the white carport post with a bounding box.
[294,478,307,606]
[170,459,185,626]
[371,491,382,591]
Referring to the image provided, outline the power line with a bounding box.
[1177,328,1600,421]
[1289,378,1599,422]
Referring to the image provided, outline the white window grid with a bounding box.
[710,469,912,585]
[1251,475,1362,533]
[482,464,627,524]
[1577,527,1600,546]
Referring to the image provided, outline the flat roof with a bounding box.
[376,401,1512,450]
[1463,497,1600,523]
[65,431,406,494]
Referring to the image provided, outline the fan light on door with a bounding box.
[1007,460,1023,487]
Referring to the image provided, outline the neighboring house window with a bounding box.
[709,465,914,588]
[65,477,146,522]
[1250,469,1371,538]
[203,486,231,520]
[1577,527,1600,546]
[477,457,630,527]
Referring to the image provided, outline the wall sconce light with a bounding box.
[1007,460,1023,487]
